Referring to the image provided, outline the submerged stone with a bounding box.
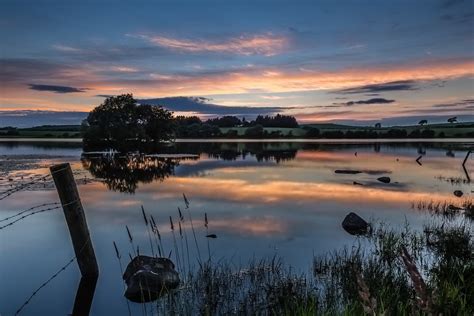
[453,190,463,197]
[377,176,391,184]
[342,212,369,236]
[335,169,362,174]
[123,256,179,302]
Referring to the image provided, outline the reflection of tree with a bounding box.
[81,154,179,193]
[202,142,297,162]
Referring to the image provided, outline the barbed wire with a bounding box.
[0,202,60,223]
[14,237,93,316]
[0,205,61,230]
[0,174,52,201]
[0,168,89,201]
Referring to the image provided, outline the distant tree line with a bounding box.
[78,95,474,150]
[204,114,298,128]
[173,114,299,138]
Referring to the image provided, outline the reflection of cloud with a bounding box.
[131,33,287,56]
[205,216,288,236]
[147,177,455,206]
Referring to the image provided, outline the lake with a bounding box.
[0,139,472,315]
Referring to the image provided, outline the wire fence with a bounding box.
[0,166,95,315]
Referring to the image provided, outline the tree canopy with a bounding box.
[82,94,174,149]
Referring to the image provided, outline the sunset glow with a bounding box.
[1,1,473,125]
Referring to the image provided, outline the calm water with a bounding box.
[0,139,472,315]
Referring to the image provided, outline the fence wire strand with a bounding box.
[0,204,61,230]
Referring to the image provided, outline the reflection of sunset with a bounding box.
[145,177,455,206]
[204,216,288,236]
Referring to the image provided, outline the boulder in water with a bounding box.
[342,212,369,236]
[453,190,463,197]
[123,256,179,302]
[335,169,362,174]
[377,176,391,184]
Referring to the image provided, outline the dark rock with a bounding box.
[377,176,391,184]
[453,190,463,197]
[123,256,179,302]
[448,204,462,211]
[335,169,362,174]
[353,181,364,186]
[342,212,369,236]
[206,234,217,238]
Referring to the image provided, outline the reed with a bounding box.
[400,245,433,313]
[141,205,155,257]
[112,241,132,316]
[183,194,202,265]
[205,212,211,263]
[178,207,191,272]
[125,225,137,256]
[169,216,181,273]
[150,215,164,257]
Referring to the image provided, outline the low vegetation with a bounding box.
[116,200,473,315]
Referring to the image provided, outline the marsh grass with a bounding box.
[412,198,474,220]
[114,199,472,315]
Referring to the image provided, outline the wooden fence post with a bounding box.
[50,163,99,278]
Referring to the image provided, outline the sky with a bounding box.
[0,0,473,126]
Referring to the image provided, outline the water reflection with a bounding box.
[72,277,98,316]
[1,140,473,315]
[81,154,181,193]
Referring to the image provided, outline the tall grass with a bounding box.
[114,202,473,315]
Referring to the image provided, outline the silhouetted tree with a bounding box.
[447,116,458,123]
[305,127,320,138]
[82,94,174,149]
[244,124,264,138]
[206,116,241,127]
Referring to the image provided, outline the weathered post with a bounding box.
[50,163,99,278]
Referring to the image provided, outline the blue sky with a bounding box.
[1,0,473,126]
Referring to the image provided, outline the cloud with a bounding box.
[0,110,88,128]
[431,99,474,108]
[28,84,88,93]
[336,80,418,94]
[130,33,287,56]
[138,96,288,116]
[52,44,83,52]
[336,98,395,106]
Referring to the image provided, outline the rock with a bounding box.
[353,181,364,186]
[335,169,362,174]
[342,212,369,236]
[377,176,391,184]
[123,256,179,302]
[448,204,462,211]
[453,190,463,197]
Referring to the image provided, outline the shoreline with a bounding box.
[0,137,473,143]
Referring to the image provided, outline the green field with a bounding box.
[221,122,474,138]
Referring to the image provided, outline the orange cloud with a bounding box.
[84,57,474,98]
[132,33,287,56]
